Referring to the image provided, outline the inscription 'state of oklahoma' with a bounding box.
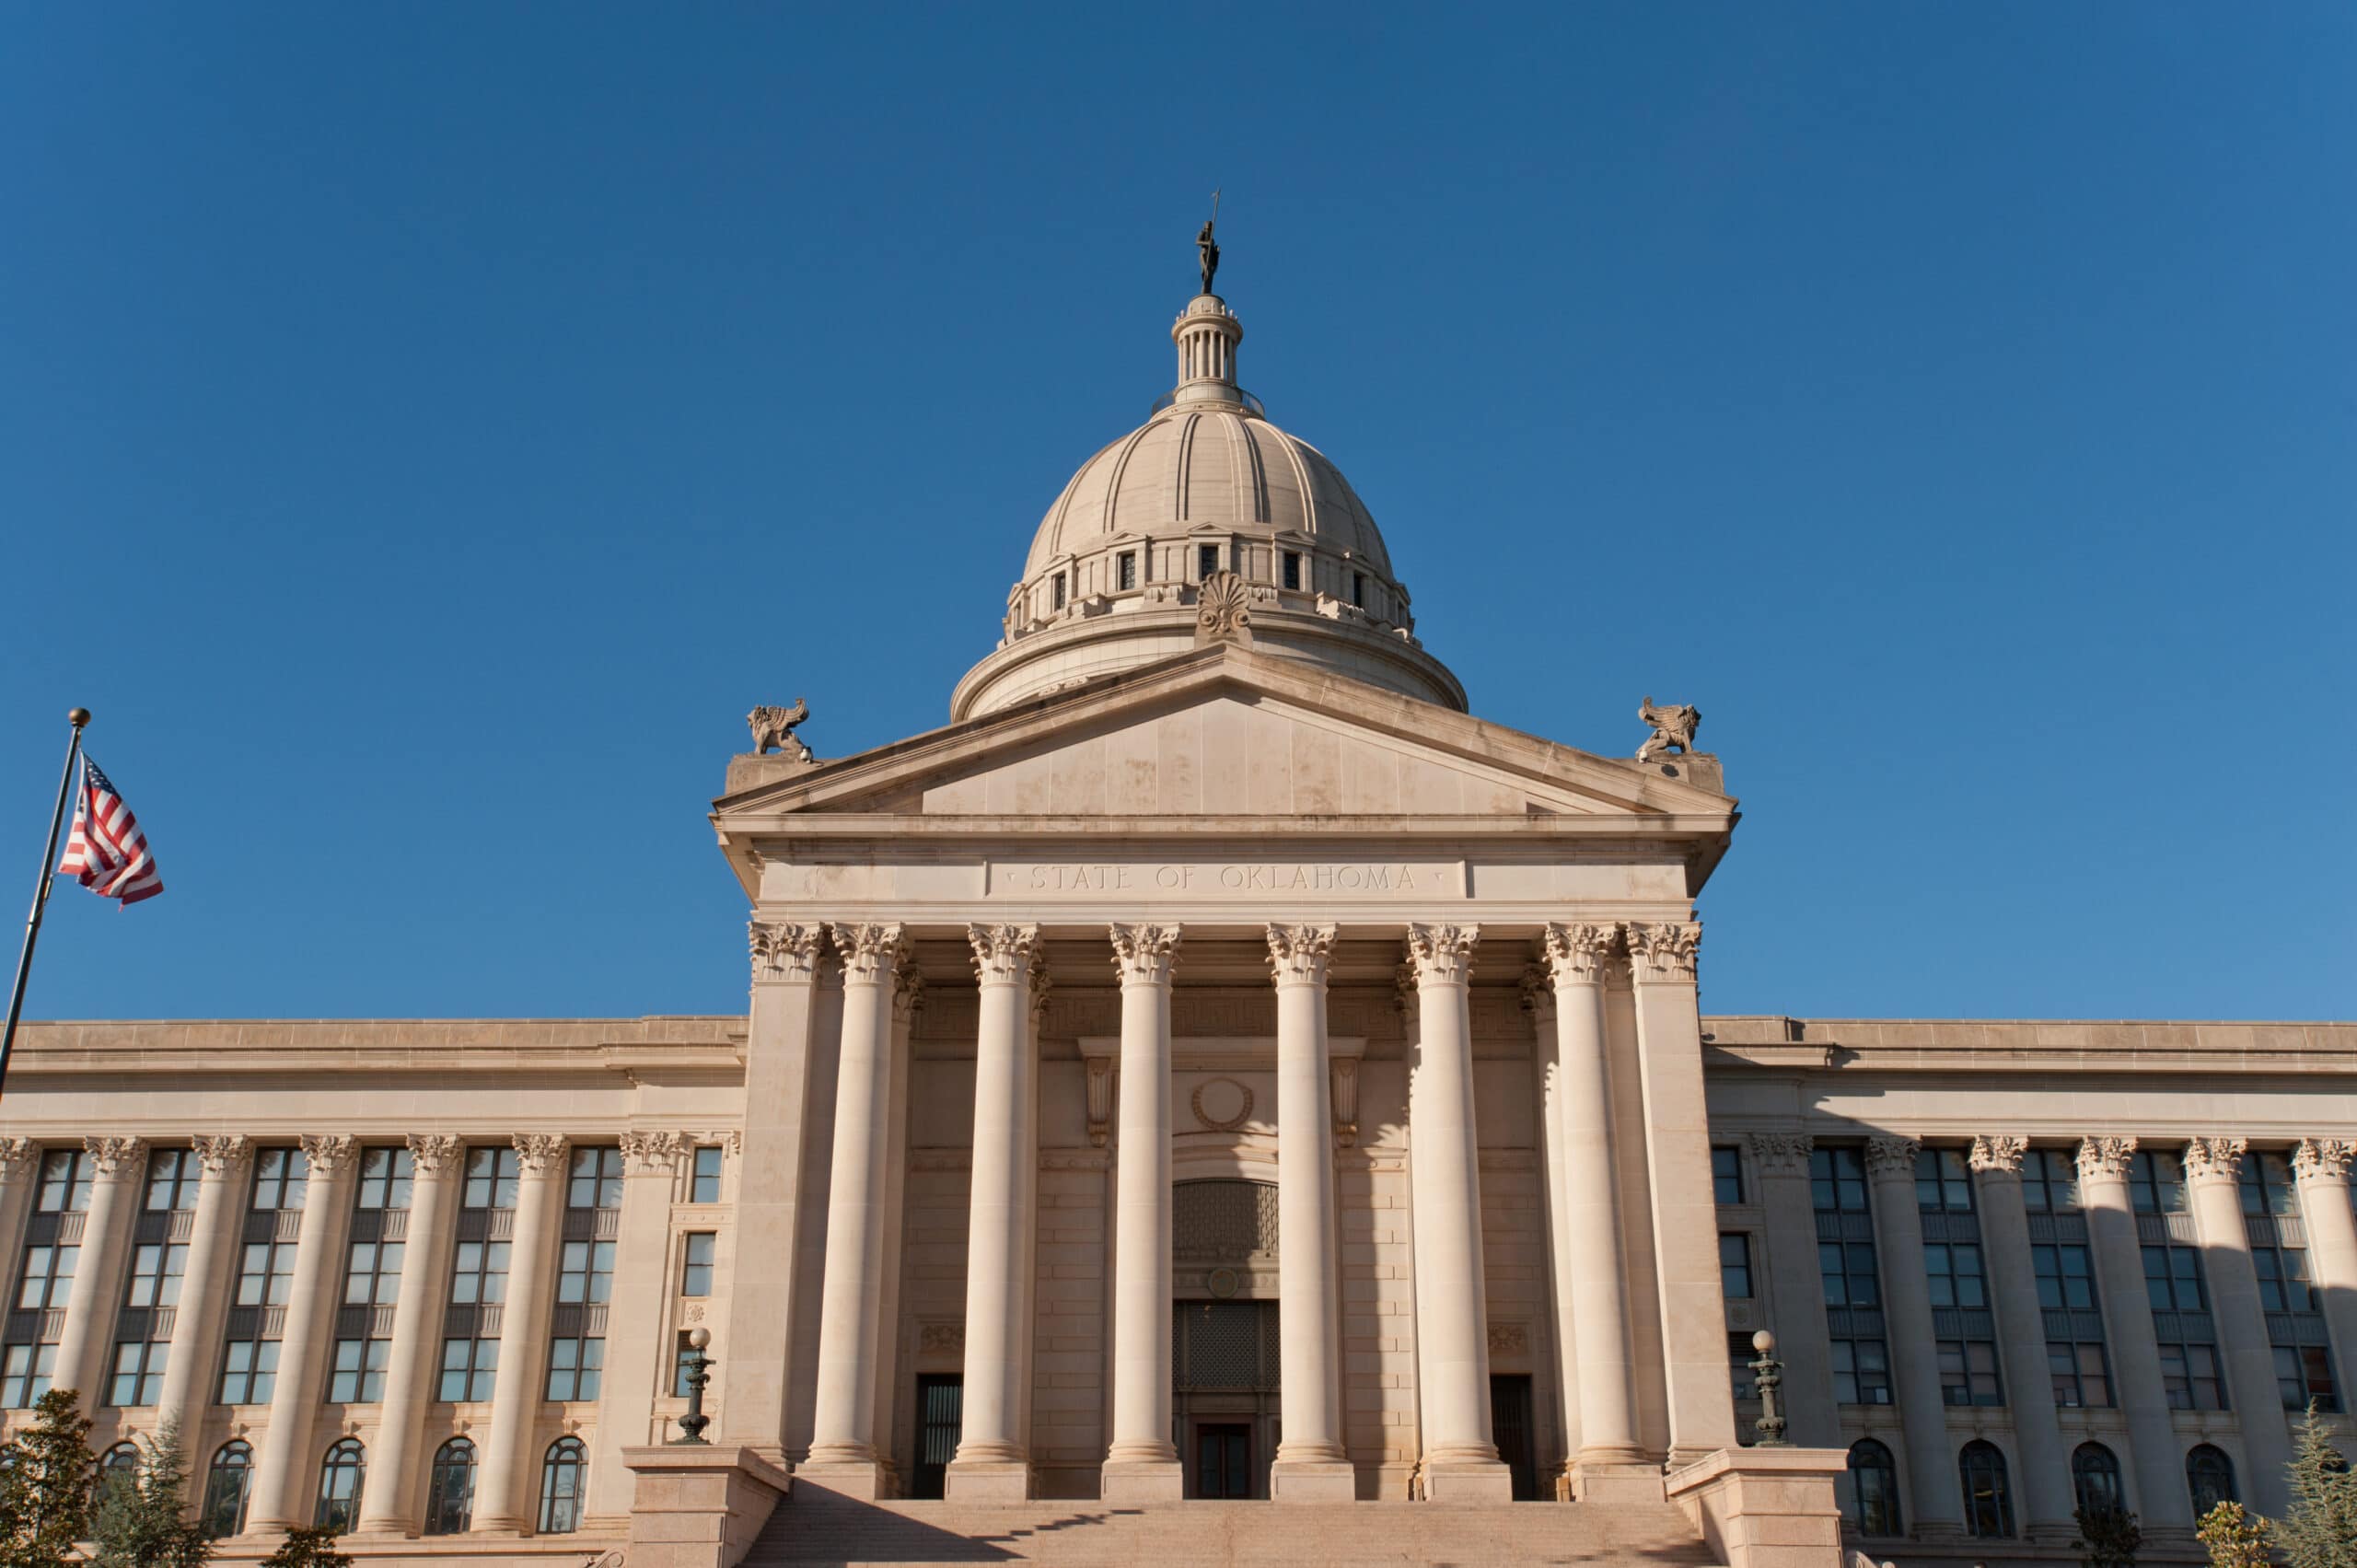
[993,860,1457,896]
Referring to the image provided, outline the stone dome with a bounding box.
[952,286,1463,722]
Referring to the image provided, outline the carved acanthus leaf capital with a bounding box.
[1541,922,1621,985]
[1864,1135,1921,1179]
[406,1133,466,1175]
[1517,964,1551,1017]
[1264,924,1336,987]
[970,923,1040,985]
[193,1134,254,1177]
[85,1136,148,1178]
[1108,923,1181,986]
[749,921,827,983]
[1028,954,1053,1029]
[1624,921,1702,983]
[2075,1136,2138,1182]
[620,1131,693,1175]
[830,923,908,983]
[1404,923,1480,986]
[1968,1135,2028,1175]
[892,968,925,1023]
[513,1133,570,1175]
[2183,1136,2247,1185]
[299,1134,359,1178]
[0,1139,37,1181]
[2295,1139,2357,1183]
[1747,1132,1814,1177]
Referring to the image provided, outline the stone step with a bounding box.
[746,1489,1722,1568]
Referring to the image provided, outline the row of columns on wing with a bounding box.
[752,914,1717,1493]
[1734,1129,2357,1537]
[0,1127,732,1537]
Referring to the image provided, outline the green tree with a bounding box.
[257,1526,353,1568]
[2279,1404,2357,1568]
[0,1388,95,1568]
[89,1414,213,1568]
[2198,1501,2272,1568]
[2073,1504,2142,1568]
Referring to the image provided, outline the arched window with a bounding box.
[1845,1439,1902,1538]
[539,1437,587,1533]
[314,1438,365,1533]
[2073,1443,2124,1516]
[1960,1440,2014,1538]
[426,1438,476,1536]
[2188,1445,2237,1516]
[94,1441,140,1506]
[202,1441,252,1537]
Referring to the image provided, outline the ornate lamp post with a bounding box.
[1748,1330,1789,1447]
[672,1326,714,1445]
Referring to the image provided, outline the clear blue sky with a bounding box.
[4,5,2351,1023]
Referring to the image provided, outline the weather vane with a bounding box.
[1197,187,1221,296]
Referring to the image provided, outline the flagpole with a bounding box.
[0,708,90,1094]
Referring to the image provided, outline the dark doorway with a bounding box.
[1195,1423,1252,1499]
[911,1375,962,1499]
[1491,1374,1538,1501]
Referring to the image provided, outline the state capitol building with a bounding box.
[6,256,2351,1568]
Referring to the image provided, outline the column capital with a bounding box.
[893,968,926,1023]
[406,1132,466,1175]
[0,1138,38,1181]
[299,1134,360,1178]
[1623,921,1701,983]
[1404,923,1480,985]
[2184,1136,2247,1186]
[830,923,908,982]
[1028,958,1054,1029]
[1864,1135,1920,1179]
[513,1133,570,1175]
[1264,923,1336,988]
[1747,1132,1814,1177]
[1969,1135,2028,1175]
[2074,1136,2138,1182]
[749,920,826,982]
[2295,1139,2357,1184]
[970,923,1040,985]
[1108,923,1180,986]
[620,1132,694,1176]
[84,1135,148,1178]
[193,1133,254,1177]
[1540,921,1621,985]
[1517,964,1551,1018]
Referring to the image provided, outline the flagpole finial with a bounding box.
[67,709,89,729]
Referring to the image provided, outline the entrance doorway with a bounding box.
[1173,1299,1279,1499]
[1194,1423,1253,1499]
[1491,1374,1538,1501]
[911,1375,961,1499]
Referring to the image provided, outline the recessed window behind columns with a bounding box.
[540,1437,587,1533]
[202,1441,252,1537]
[315,1438,365,1533]
[1842,1439,1902,1538]
[2072,1443,2124,1516]
[425,1438,475,1535]
[1959,1440,2014,1539]
[2187,1444,2236,1516]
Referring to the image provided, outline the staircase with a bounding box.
[744,1486,1723,1568]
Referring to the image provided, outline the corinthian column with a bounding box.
[947,923,1037,1502]
[1863,1134,1962,1537]
[247,1134,359,1534]
[358,1133,465,1536]
[1268,923,1352,1501]
[1747,1132,1839,1446]
[1404,923,1510,1502]
[2293,1140,2357,1429]
[155,1136,251,1461]
[1520,969,1582,1492]
[1541,923,1652,1501]
[474,1133,568,1531]
[1968,1136,2074,1539]
[589,1131,694,1521]
[1101,923,1181,1504]
[2183,1137,2292,1516]
[52,1136,145,1405]
[2074,1137,2191,1534]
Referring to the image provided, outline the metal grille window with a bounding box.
[36,1150,93,1214]
[1172,1300,1280,1390]
[145,1148,200,1212]
[438,1336,498,1401]
[1173,1180,1279,1261]
[2159,1342,2226,1411]
[544,1335,603,1401]
[107,1341,168,1407]
[1937,1340,2003,1406]
[690,1146,723,1203]
[1198,543,1220,579]
[1280,552,1301,591]
[218,1339,279,1405]
[1119,552,1139,591]
[1813,1146,1890,1405]
[1720,1233,1753,1298]
[2020,1149,2081,1213]
[1713,1146,1744,1205]
[1051,573,1067,610]
[329,1337,389,1403]
[681,1234,715,1297]
[2073,1443,2124,1516]
[2187,1445,2237,1515]
[250,1148,308,1212]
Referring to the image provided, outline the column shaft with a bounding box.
[1748,1135,1840,1447]
[1968,1138,2074,1537]
[247,1136,359,1533]
[587,1133,691,1522]
[807,923,906,1481]
[1864,1137,1963,1534]
[1269,925,1350,1500]
[2183,1138,2292,1517]
[867,972,922,1478]
[474,1134,569,1531]
[1403,924,1509,1501]
[1102,924,1180,1502]
[1523,981,1583,1486]
[2076,1140,2193,1533]
[155,1137,252,1463]
[948,924,1035,1499]
[357,1136,464,1536]
[2293,1142,2357,1423]
[52,1137,145,1404]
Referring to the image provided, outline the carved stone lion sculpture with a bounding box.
[1636,694,1700,763]
[748,699,814,762]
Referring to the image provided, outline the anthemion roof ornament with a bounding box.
[747,699,813,762]
[1636,695,1700,763]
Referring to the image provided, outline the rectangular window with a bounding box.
[568,1147,625,1213]
[1051,574,1067,610]
[2020,1148,2081,1213]
[1281,552,1301,591]
[354,1146,413,1211]
[682,1233,717,1297]
[2032,1243,2097,1311]
[144,1148,200,1212]
[2142,1243,2207,1311]
[2276,1345,2339,1411]
[124,1242,187,1309]
[235,1239,298,1307]
[1818,1239,1880,1307]
[1829,1339,1892,1405]
[1937,1340,2003,1406]
[557,1241,616,1305]
[1729,1331,1759,1401]
[690,1146,724,1203]
[1198,544,1220,579]
[545,1335,603,1402]
[2159,1343,2227,1411]
[1117,552,1137,591]
[1923,1241,1989,1309]
[438,1336,498,1402]
[463,1147,520,1212]
[1712,1146,1744,1205]
[2252,1248,2316,1315]
[1812,1145,1889,1406]
[343,1239,404,1307]
[16,1244,77,1311]
[0,1344,55,1409]
[218,1339,279,1406]
[2131,1150,2188,1214]
[1811,1147,1870,1214]
[448,1241,511,1306]
[36,1150,93,1214]
[2049,1342,2112,1408]
[329,1337,389,1403]
[106,1341,168,1408]
[250,1147,308,1212]
[1719,1233,1753,1299]
[1351,571,1365,608]
[1916,1147,1975,1213]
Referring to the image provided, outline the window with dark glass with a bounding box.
[106,1341,167,1407]
[2033,1243,2096,1311]
[331,1148,405,1404]
[1728,1331,1758,1401]
[2241,1150,2340,1410]
[1845,1439,1902,1538]
[441,1146,517,1404]
[1960,1440,2014,1538]
[5,1147,86,1409]
[2130,1150,2187,1214]
[545,1335,603,1401]
[1051,573,1067,610]
[1198,544,1220,579]
[682,1233,716,1297]
[314,1438,365,1533]
[1720,1233,1753,1299]
[1937,1340,2003,1406]
[145,1148,200,1212]
[2049,1343,2112,1409]
[37,1149,94,1213]
[2187,1444,2236,1516]
[2276,1345,2339,1411]
[2159,1342,2227,1411]
[1117,552,1137,591]
[202,1442,252,1537]
[425,1438,474,1535]
[539,1437,587,1533]
[1916,1147,1974,1212]
[1712,1146,1744,1205]
[1813,1146,1890,1404]
[218,1340,279,1405]
[545,1146,621,1405]
[1924,1240,1989,1310]
[1281,552,1301,590]
[690,1146,723,1203]
[2020,1148,2081,1213]
[1351,572,1365,608]
[250,1147,308,1212]
[2073,1443,2124,1516]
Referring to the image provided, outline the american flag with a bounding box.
[55,756,164,907]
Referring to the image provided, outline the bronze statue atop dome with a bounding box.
[1197,188,1221,296]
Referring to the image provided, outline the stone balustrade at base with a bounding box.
[622,1446,792,1568]
[1665,1446,1847,1568]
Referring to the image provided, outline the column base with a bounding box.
[1573,1458,1666,1505]
[1100,1458,1184,1504]
[945,1458,1033,1502]
[795,1459,893,1501]
[1271,1458,1357,1502]
[1420,1458,1513,1503]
